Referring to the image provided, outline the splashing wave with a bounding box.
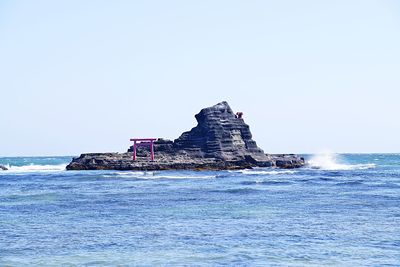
[307,152,375,170]
[4,164,67,173]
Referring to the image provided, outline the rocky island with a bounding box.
[67,102,304,171]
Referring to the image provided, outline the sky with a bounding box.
[0,0,399,156]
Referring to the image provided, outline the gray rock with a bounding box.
[271,154,305,169]
[0,165,8,171]
[173,101,268,161]
[67,101,305,171]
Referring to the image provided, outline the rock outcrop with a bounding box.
[67,101,304,171]
[0,165,8,171]
[173,101,268,161]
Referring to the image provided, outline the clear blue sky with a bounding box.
[1,0,399,156]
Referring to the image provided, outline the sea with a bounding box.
[0,153,399,266]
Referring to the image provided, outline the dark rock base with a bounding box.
[66,153,304,171]
[0,165,8,171]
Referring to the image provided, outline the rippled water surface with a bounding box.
[0,154,399,266]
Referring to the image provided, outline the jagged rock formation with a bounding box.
[173,101,267,161]
[67,102,304,170]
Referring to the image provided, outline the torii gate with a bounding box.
[130,138,157,161]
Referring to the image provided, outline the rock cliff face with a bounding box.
[173,101,267,161]
[67,101,304,171]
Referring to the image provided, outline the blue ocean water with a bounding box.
[0,154,399,266]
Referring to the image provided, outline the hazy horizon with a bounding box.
[1,0,399,156]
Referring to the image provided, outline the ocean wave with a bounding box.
[232,169,297,175]
[307,152,376,171]
[102,171,215,180]
[335,181,364,186]
[3,164,67,173]
[240,180,292,186]
[212,188,262,194]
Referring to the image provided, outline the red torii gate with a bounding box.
[130,138,157,161]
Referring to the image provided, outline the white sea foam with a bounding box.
[4,164,67,173]
[307,152,375,170]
